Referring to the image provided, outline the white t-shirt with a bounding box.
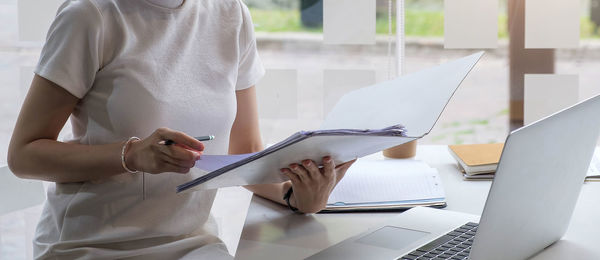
[33,0,265,259]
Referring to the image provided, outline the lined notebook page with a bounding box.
[328,159,445,205]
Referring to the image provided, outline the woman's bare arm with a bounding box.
[8,75,203,183]
[228,87,290,204]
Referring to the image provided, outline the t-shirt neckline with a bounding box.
[142,0,187,12]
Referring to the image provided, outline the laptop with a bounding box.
[308,95,600,260]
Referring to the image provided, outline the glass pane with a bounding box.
[444,0,498,49]
[526,0,580,48]
[323,0,377,44]
[524,74,579,125]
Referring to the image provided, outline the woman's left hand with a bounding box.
[280,156,356,213]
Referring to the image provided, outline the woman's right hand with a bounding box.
[125,127,204,174]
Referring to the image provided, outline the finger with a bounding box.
[302,160,321,179]
[281,169,300,184]
[289,163,310,182]
[281,168,299,181]
[156,144,201,162]
[156,127,204,151]
[322,156,335,179]
[174,143,199,152]
[160,159,190,174]
[162,154,196,168]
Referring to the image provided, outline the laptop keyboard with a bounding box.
[398,222,478,260]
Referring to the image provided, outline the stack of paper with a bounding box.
[448,143,503,178]
[450,145,600,182]
[179,126,408,192]
[323,158,446,212]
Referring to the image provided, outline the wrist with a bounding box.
[289,192,297,209]
[123,138,140,173]
[283,186,299,213]
[283,182,297,208]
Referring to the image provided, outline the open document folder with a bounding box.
[177,52,484,192]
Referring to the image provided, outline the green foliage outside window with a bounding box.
[249,8,600,39]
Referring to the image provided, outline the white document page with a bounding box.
[327,159,445,205]
[321,52,483,137]
[180,127,408,191]
[195,153,257,173]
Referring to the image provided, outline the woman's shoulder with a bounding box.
[54,0,104,24]
[205,0,248,14]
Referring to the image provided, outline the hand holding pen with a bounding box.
[123,127,214,174]
[158,135,215,145]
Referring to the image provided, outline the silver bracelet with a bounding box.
[121,136,140,173]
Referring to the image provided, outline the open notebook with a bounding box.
[177,52,484,192]
[323,158,446,212]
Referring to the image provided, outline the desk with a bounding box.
[235,145,600,260]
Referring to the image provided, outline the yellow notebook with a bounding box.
[448,143,504,175]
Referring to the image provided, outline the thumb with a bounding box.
[335,159,357,171]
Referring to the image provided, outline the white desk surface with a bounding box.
[2,145,599,259]
[235,145,600,260]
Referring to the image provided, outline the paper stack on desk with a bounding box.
[323,158,446,212]
[448,143,503,176]
[450,145,600,182]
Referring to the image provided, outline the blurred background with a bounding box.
[1,0,600,165]
[1,0,600,257]
[244,0,600,146]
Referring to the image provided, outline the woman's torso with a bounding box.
[33,0,253,258]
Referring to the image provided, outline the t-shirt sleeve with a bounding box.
[35,0,104,99]
[235,2,266,91]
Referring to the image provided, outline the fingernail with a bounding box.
[290,164,297,170]
[303,160,310,166]
[280,169,286,173]
[324,157,331,163]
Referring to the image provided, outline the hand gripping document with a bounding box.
[177,52,484,192]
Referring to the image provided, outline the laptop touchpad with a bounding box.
[356,226,430,250]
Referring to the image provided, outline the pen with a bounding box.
[158,135,215,145]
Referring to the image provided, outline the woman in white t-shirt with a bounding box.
[7,0,355,259]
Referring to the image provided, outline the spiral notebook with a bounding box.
[322,158,446,212]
